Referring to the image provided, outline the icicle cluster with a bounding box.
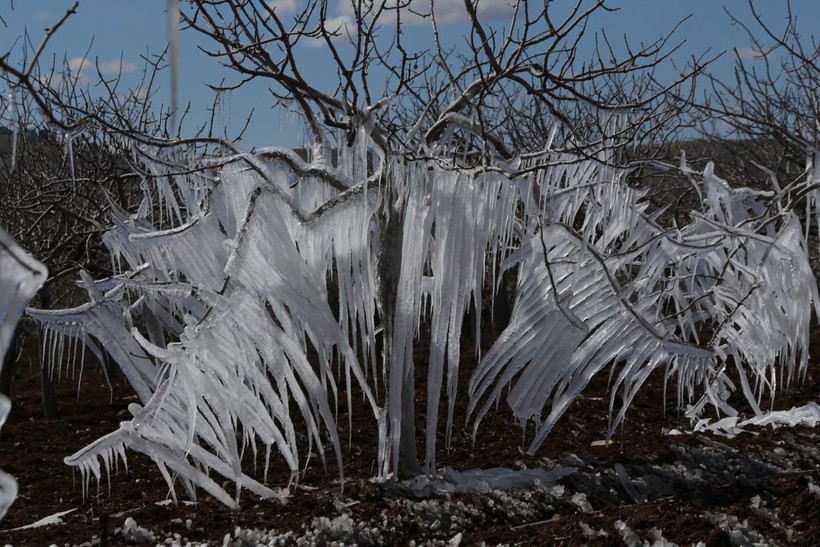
[470,157,818,450]
[26,127,819,506]
[0,229,47,521]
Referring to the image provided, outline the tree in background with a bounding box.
[0,2,230,408]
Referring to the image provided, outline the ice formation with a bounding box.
[8,508,76,531]
[26,123,820,506]
[0,229,47,520]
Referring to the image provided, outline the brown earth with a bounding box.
[1,333,819,546]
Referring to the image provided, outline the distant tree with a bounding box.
[0,1,214,408]
[0,11,145,412]
[690,1,819,187]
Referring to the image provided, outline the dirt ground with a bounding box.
[1,333,819,546]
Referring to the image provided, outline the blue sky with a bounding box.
[2,1,817,148]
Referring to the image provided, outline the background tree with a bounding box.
[668,0,820,272]
[0,2,237,408]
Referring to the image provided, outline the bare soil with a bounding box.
[1,333,819,546]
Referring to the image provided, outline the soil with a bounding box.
[1,332,819,546]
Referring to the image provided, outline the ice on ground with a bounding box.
[8,508,76,530]
[119,516,156,543]
[694,402,820,437]
[580,521,609,538]
[615,519,677,547]
[402,465,574,496]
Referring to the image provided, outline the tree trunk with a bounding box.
[41,366,59,420]
[0,329,18,397]
[397,369,419,478]
[376,200,421,478]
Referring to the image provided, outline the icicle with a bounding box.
[64,131,76,193]
[8,88,18,173]
[167,0,180,130]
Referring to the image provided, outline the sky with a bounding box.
[1,1,818,149]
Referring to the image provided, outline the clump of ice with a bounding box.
[706,512,767,545]
[580,521,608,538]
[222,514,382,546]
[119,517,156,543]
[571,492,593,513]
[615,520,676,547]
[749,495,795,540]
[809,480,820,499]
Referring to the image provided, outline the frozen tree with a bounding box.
[3,0,819,508]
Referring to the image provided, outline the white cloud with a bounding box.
[735,47,768,60]
[98,59,138,75]
[302,14,357,48]
[66,57,89,75]
[299,0,516,49]
[65,57,137,77]
[334,0,516,27]
[267,0,297,12]
[428,0,515,25]
[34,10,54,21]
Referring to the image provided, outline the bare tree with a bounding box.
[690,1,818,185]
[177,0,707,474]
